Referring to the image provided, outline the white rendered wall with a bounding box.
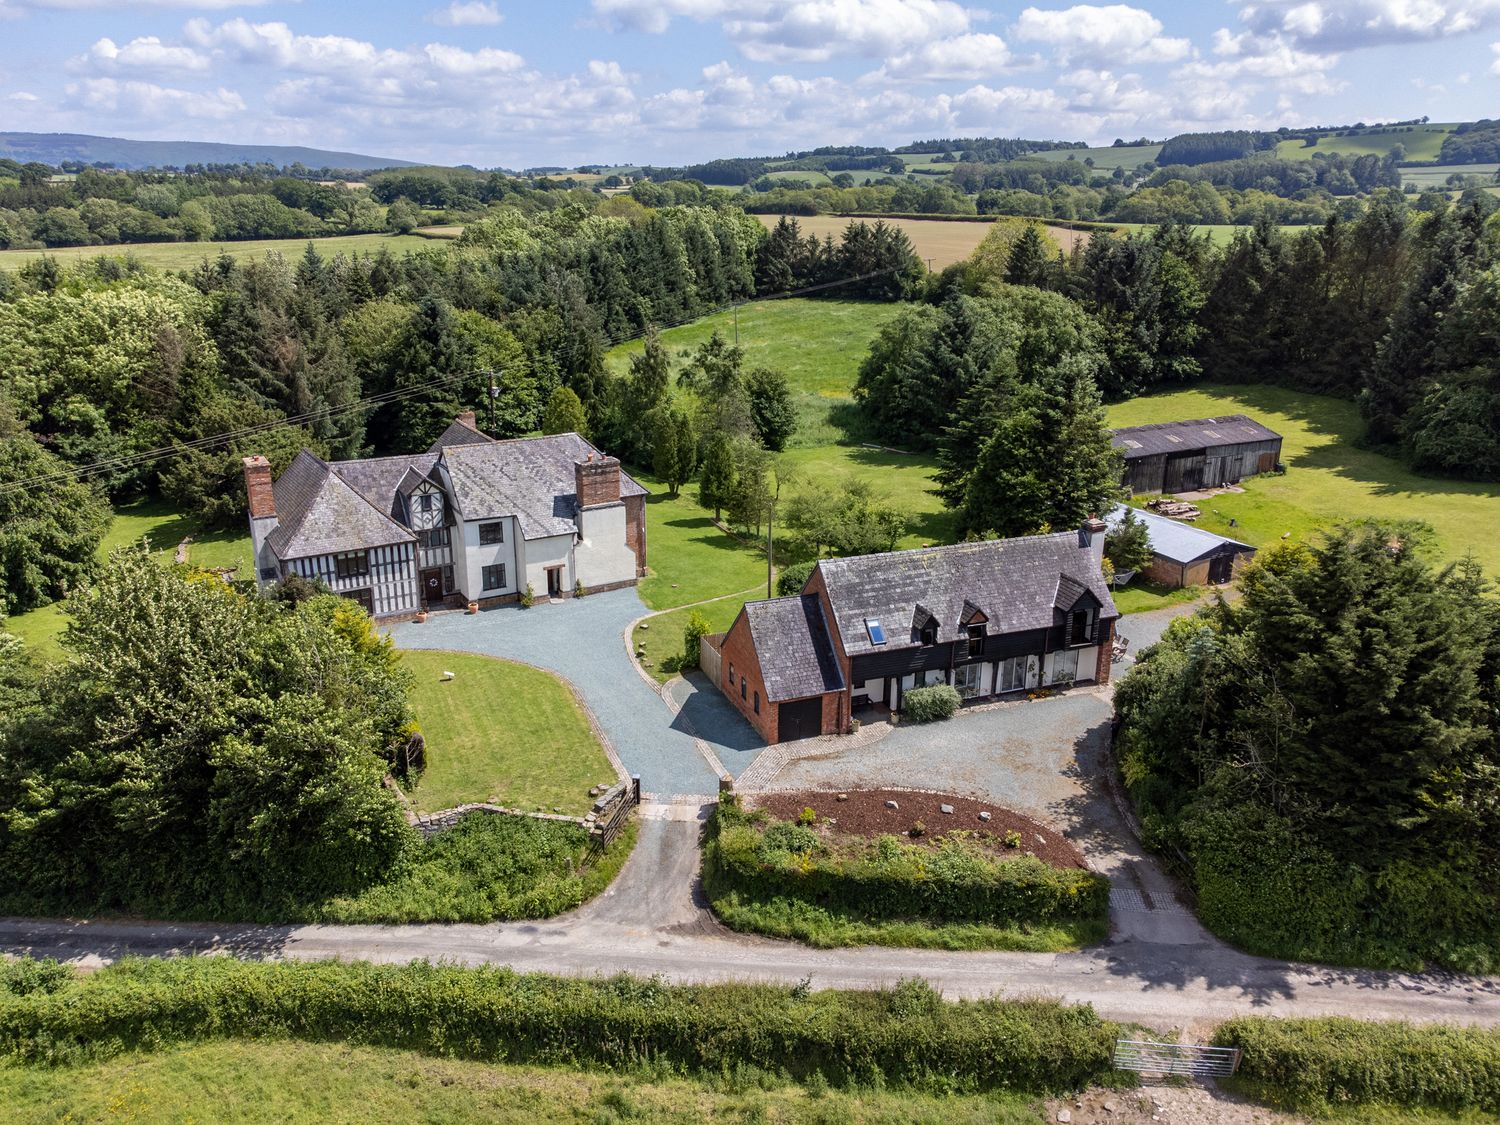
[457,516,520,599]
[574,502,636,589]
[520,533,574,596]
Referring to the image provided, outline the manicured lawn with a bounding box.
[0,1040,1049,1124]
[633,592,754,683]
[0,231,447,273]
[777,444,953,550]
[633,469,767,611]
[1110,578,1205,616]
[5,499,252,660]
[399,650,614,815]
[1106,384,1500,578]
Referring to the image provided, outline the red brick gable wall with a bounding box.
[624,494,647,576]
[718,609,777,742]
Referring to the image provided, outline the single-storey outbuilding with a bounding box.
[1108,504,1256,588]
[1111,415,1282,495]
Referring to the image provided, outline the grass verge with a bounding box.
[309,814,635,924]
[0,1039,1052,1125]
[632,592,754,683]
[1109,579,1204,616]
[702,803,1108,952]
[399,650,615,815]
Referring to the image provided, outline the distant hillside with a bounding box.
[0,132,420,172]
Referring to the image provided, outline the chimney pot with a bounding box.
[242,455,276,520]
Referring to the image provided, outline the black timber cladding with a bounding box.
[1110,415,1283,495]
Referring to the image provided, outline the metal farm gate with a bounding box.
[1112,1039,1242,1078]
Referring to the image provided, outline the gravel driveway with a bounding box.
[388,590,722,798]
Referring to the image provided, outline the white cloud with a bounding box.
[63,77,245,121]
[428,1,502,26]
[1178,29,1343,98]
[1013,5,1191,64]
[1233,1,1500,50]
[79,35,212,73]
[183,18,525,76]
[872,32,1012,81]
[1492,40,1500,70]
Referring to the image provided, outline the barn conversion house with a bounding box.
[242,413,646,620]
[1111,415,1282,495]
[706,521,1118,743]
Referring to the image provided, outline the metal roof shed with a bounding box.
[1107,505,1257,589]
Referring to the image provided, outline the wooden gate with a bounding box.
[586,775,640,859]
[1112,1039,1242,1078]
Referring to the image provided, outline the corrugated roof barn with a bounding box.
[1110,415,1282,495]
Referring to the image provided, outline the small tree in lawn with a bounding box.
[681,610,710,671]
[650,405,697,497]
[745,366,797,452]
[1105,508,1153,574]
[385,197,421,235]
[541,386,588,437]
[698,429,736,520]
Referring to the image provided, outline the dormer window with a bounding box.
[920,622,938,646]
[1069,608,1095,645]
[967,624,985,657]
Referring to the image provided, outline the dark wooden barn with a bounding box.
[1110,415,1282,496]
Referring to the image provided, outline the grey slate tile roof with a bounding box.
[1110,414,1281,458]
[441,432,645,540]
[428,418,495,451]
[1107,503,1255,565]
[267,450,415,560]
[816,533,1118,658]
[743,594,846,702]
[330,454,439,518]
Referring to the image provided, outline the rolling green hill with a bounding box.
[0,132,419,171]
[1276,123,1455,162]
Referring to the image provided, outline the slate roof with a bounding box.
[1107,504,1255,566]
[1110,415,1281,458]
[441,432,645,540]
[428,418,495,451]
[743,594,846,702]
[330,453,439,519]
[816,533,1118,658]
[267,450,415,560]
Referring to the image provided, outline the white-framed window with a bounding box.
[1049,648,1080,685]
[954,663,983,699]
[482,564,506,591]
[999,655,1028,693]
[334,551,369,580]
[479,521,505,545]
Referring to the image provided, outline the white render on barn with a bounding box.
[242,413,647,620]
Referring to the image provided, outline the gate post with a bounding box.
[631,774,641,806]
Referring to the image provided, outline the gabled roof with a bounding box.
[1107,503,1255,566]
[742,594,846,703]
[816,533,1118,658]
[1110,415,1281,458]
[441,432,646,539]
[428,417,496,451]
[330,453,439,519]
[1053,574,1091,611]
[268,450,415,560]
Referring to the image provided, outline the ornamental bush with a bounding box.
[902,684,961,723]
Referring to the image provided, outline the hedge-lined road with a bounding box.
[3,600,1497,1029]
[3,802,1497,1031]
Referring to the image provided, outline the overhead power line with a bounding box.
[1,263,907,496]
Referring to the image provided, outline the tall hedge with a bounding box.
[707,805,1108,928]
[1216,1016,1500,1114]
[0,957,1119,1093]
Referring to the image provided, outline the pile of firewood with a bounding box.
[1146,498,1201,520]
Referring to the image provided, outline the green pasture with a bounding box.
[0,230,447,272]
[1400,163,1499,189]
[398,650,614,816]
[634,592,752,683]
[5,500,253,660]
[1107,384,1500,578]
[633,470,767,612]
[1029,144,1162,170]
[1277,123,1455,163]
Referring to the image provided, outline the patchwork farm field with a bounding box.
[1276,123,1456,162]
[750,213,1087,267]
[0,230,449,272]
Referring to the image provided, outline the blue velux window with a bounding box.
[865,618,886,645]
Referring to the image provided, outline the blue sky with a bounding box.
[2,1,1498,167]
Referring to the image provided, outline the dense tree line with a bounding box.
[1144,151,1402,197]
[1156,131,1279,166]
[1438,120,1500,164]
[1115,526,1500,971]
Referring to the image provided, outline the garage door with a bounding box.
[778,697,824,742]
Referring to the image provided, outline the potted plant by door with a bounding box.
[415,608,429,623]
[465,600,479,615]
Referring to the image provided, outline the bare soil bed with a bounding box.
[752,788,1087,870]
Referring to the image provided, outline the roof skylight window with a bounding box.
[865,618,886,645]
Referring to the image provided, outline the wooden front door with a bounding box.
[546,567,563,598]
[778,697,824,741]
[420,568,443,606]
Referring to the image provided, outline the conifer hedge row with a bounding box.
[0,957,1118,1093]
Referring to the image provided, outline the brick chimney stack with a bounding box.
[575,454,621,508]
[1079,514,1108,571]
[243,455,275,520]
[456,410,478,429]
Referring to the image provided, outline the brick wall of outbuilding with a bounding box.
[717,609,778,742]
[624,494,647,576]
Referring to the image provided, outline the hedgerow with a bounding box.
[0,957,1119,1094]
[703,803,1108,947]
[1216,1016,1500,1115]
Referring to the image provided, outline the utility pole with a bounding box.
[487,371,499,434]
[766,502,773,599]
[733,302,739,347]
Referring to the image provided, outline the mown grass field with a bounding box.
[399,650,614,815]
[1399,163,1499,188]
[0,230,447,272]
[1107,384,1500,578]
[5,500,253,660]
[0,1040,1049,1125]
[750,213,1090,268]
[1277,124,1455,162]
[1029,144,1163,170]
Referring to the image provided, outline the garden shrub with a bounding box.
[681,610,710,671]
[776,560,816,597]
[1216,1016,1500,1114]
[0,958,73,998]
[0,956,1120,1094]
[707,804,1108,931]
[902,684,960,723]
